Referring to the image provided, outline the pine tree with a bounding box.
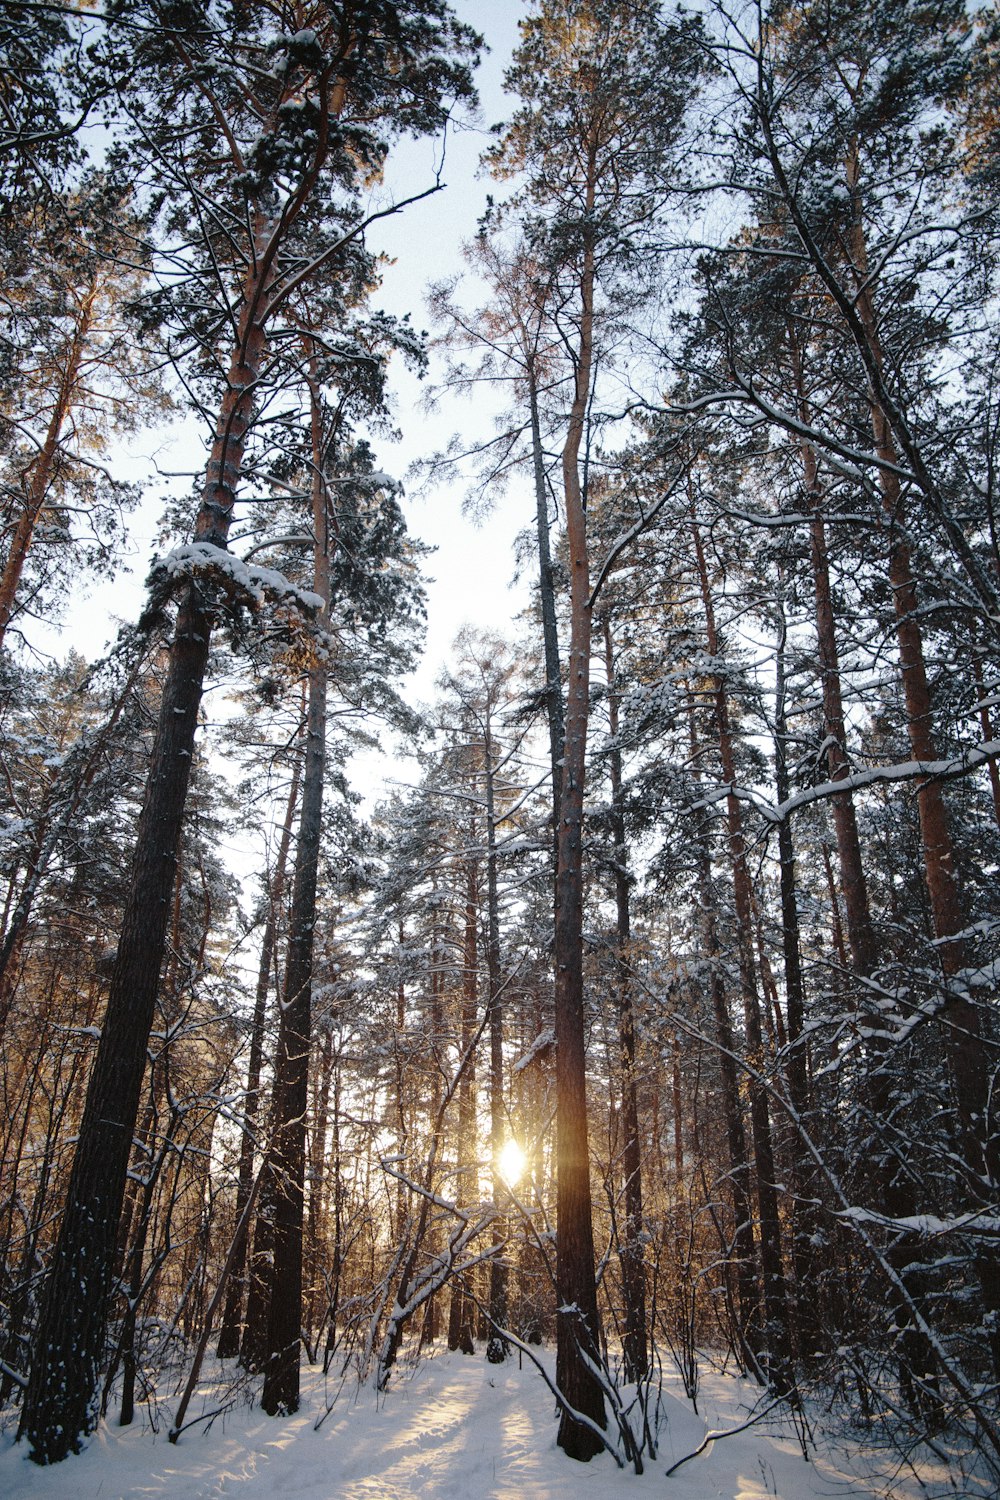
[488,0,700,1456]
[18,1,477,1461]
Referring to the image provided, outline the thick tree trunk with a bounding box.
[529,374,565,842]
[218,759,301,1360]
[772,599,824,1360]
[261,380,331,1417]
[790,365,878,979]
[260,678,325,1415]
[685,690,761,1375]
[692,519,794,1394]
[971,642,1000,830]
[19,222,275,1464]
[553,191,606,1460]
[600,615,647,1383]
[852,250,1000,1389]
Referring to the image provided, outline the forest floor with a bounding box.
[0,1345,990,1499]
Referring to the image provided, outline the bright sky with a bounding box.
[361,0,531,707]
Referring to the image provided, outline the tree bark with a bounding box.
[484,719,509,1363]
[553,168,606,1459]
[685,689,762,1375]
[322,1060,346,1368]
[771,596,823,1361]
[217,757,301,1360]
[19,217,276,1463]
[600,614,647,1383]
[691,517,794,1394]
[448,844,478,1356]
[419,889,446,1350]
[529,373,565,843]
[0,281,96,650]
[843,168,1000,1384]
[788,335,879,980]
[261,372,331,1417]
[306,1024,334,1348]
[971,641,1000,831]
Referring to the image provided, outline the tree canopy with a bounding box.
[1,3,999,1493]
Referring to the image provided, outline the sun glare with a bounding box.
[497,1139,527,1187]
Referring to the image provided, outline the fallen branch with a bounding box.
[665,1396,786,1477]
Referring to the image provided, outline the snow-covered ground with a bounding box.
[0,1348,988,1499]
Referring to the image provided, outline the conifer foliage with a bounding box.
[1,1,999,1492]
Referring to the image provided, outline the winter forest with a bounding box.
[1,0,1000,1495]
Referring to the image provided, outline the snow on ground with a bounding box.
[0,1348,988,1500]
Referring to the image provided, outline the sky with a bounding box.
[361,0,531,707]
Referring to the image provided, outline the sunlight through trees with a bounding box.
[1,2,999,1494]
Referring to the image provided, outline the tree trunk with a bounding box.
[261,373,331,1417]
[484,722,509,1362]
[19,218,276,1464]
[218,757,301,1359]
[0,283,96,650]
[553,168,606,1459]
[790,336,878,978]
[771,597,822,1361]
[448,845,478,1356]
[692,518,794,1395]
[790,341,941,1386]
[529,373,565,843]
[971,641,1000,831]
[306,1024,334,1349]
[419,893,445,1350]
[393,922,410,1243]
[600,614,647,1383]
[322,1060,345,1368]
[843,175,1000,1386]
[685,689,762,1375]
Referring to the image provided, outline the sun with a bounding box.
[497,1138,527,1188]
